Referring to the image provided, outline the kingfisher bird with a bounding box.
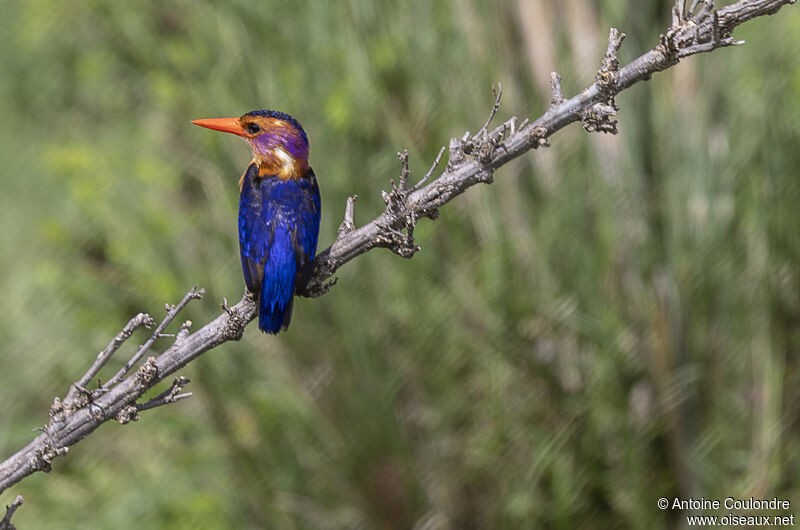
[192,110,321,334]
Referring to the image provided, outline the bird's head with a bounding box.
[192,110,309,180]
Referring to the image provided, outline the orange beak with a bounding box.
[191,117,245,136]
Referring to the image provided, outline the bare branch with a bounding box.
[298,0,794,296]
[411,145,446,192]
[0,0,795,501]
[0,286,227,494]
[0,495,23,530]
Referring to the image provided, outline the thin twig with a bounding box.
[674,0,685,24]
[65,313,155,406]
[338,195,358,236]
[550,72,565,107]
[697,0,714,21]
[397,150,410,190]
[0,495,23,530]
[174,320,192,345]
[103,287,204,388]
[136,376,192,412]
[411,146,446,191]
[474,82,503,138]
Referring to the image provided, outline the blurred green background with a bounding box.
[0,1,798,528]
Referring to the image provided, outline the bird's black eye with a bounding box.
[247,122,262,134]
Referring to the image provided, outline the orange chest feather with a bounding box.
[239,157,309,191]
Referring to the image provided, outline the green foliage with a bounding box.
[0,1,798,528]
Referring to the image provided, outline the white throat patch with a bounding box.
[274,147,294,169]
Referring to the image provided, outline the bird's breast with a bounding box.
[240,164,316,221]
[252,147,309,181]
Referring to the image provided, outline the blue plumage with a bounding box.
[239,163,321,333]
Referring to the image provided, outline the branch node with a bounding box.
[478,139,494,164]
[383,157,416,226]
[588,32,626,133]
[581,102,620,134]
[376,220,420,258]
[386,231,421,258]
[189,286,205,300]
[666,0,751,59]
[221,297,235,317]
[596,28,626,93]
[135,357,158,386]
[33,444,68,473]
[528,126,550,149]
[174,320,192,345]
[66,384,108,416]
[116,405,140,425]
[222,302,247,341]
[49,397,66,424]
[446,137,467,171]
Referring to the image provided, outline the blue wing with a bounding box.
[291,168,322,280]
[239,164,270,294]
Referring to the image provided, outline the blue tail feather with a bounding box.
[258,228,296,334]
